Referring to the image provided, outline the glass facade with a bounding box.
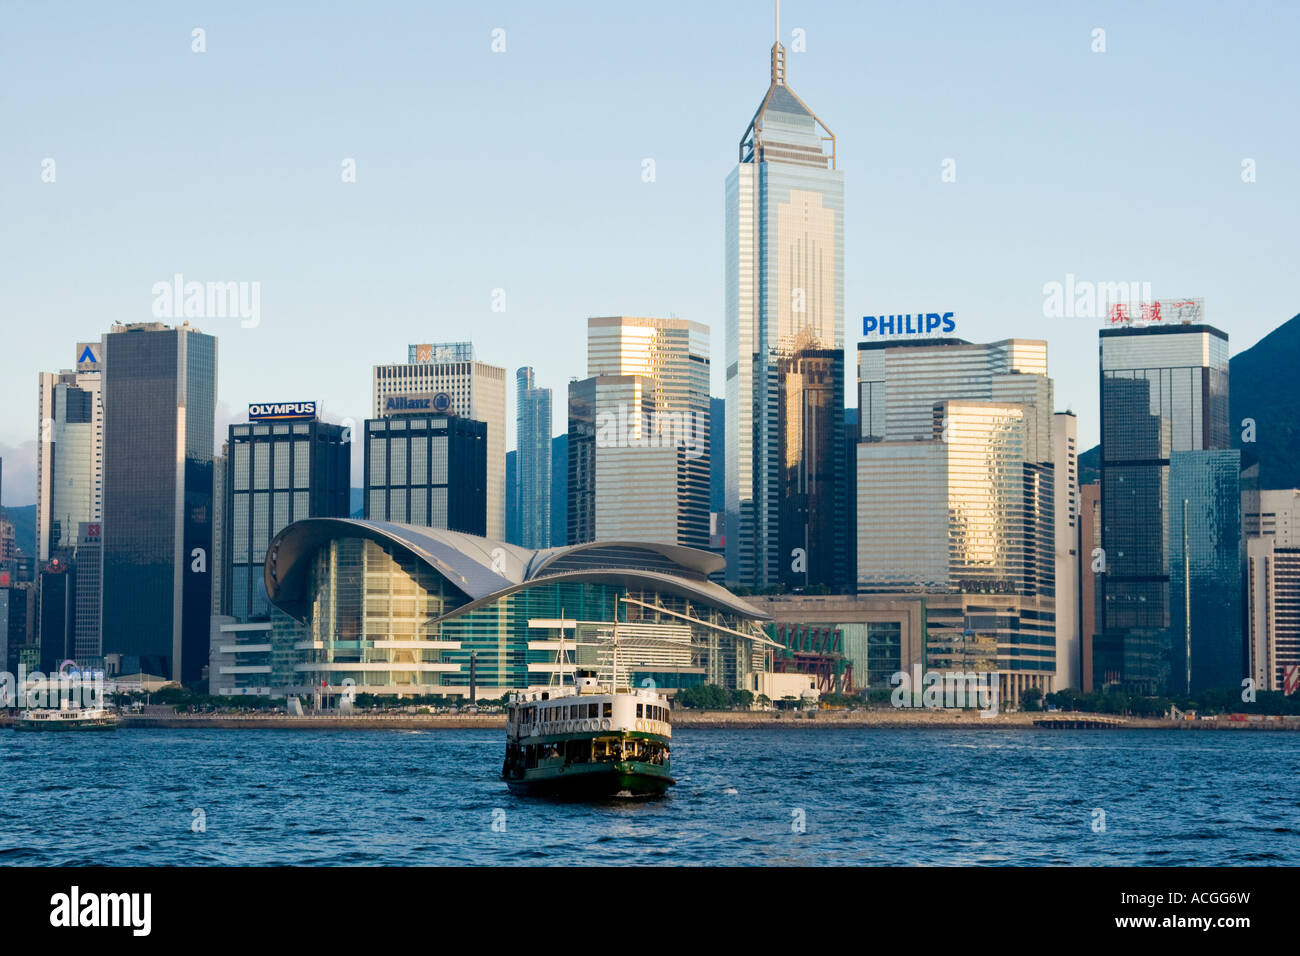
[583,317,711,551]
[726,44,844,589]
[363,415,486,535]
[101,323,216,682]
[515,367,552,549]
[223,420,350,621]
[1168,450,1243,693]
[775,347,847,591]
[1097,325,1234,694]
[267,527,774,698]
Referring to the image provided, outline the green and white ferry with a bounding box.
[12,704,119,732]
[503,676,674,798]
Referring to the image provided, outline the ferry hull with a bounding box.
[504,761,674,798]
[13,719,118,732]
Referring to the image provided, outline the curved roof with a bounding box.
[265,519,769,623]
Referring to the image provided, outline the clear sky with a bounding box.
[2,0,1296,506]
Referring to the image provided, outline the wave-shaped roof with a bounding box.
[265,519,769,622]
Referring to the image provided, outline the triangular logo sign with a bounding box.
[78,346,97,364]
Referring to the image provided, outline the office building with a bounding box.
[373,343,506,538]
[1053,411,1081,688]
[72,521,102,667]
[363,411,487,536]
[856,338,1057,701]
[725,26,844,588]
[220,405,351,621]
[100,321,217,683]
[571,317,711,550]
[1096,317,1240,695]
[515,367,552,549]
[35,341,105,563]
[1245,489,1300,693]
[1079,482,1101,691]
[38,558,74,673]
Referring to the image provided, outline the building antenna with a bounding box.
[776,0,780,44]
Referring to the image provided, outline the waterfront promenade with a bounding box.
[3,710,1294,730]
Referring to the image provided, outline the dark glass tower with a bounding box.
[363,414,487,536]
[222,415,351,621]
[1097,322,1238,695]
[775,345,847,592]
[101,322,217,683]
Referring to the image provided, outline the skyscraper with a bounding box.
[1245,489,1300,692]
[856,338,1057,700]
[100,321,217,683]
[220,404,351,621]
[1096,316,1240,695]
[726,23,844,588]
[515,367,552,549]
[373,343,506,538]
[1053,411,1081,688]
[569,317,710,549]
[363,410,487,536]
[35,341,105,563]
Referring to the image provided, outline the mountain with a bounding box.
[1076,312,1300,488]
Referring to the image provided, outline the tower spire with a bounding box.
[771,0,786,84]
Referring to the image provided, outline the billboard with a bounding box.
[248,402,317,422]
[382,393,454,416]
[1284,665,1299,697]
[1106,297,1205,327]
[76,342,102,371]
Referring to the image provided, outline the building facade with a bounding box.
[855,338,1057,698]
[515,367,552,549]
[100,322,216,683]
[372,343,506,538]
[1095,322,1237,695]
[220,409,350,621]
[262,520,776,699]
[1245,489,1300,693]
[1053,411,1081,688]
[363,413,487,536]
[725,34,844,588]
[573,317,711,552]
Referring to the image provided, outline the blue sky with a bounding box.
[2,0,1297,506]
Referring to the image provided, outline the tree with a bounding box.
[730,688,755,710]
[1020,687,1044,712]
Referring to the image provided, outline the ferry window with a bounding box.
[636,703,643,718]
[587,704,596,718]
[603,703,612,717]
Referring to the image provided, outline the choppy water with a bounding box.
[2,728,1297,865]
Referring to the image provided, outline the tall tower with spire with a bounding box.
[725,4,845,590]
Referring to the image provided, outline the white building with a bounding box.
[1053,411,1080,689]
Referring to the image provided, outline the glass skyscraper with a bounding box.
[575,317,711,551]
[855,338,1057,701]
[363,412,487,536]
[726,32,844,588]
[515,367,552,549]
[221,414,350,622]
[1096,322,1238,695]
[101,321,217,683]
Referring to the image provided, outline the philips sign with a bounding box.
[862,312,956,337]
[248,402,317,421]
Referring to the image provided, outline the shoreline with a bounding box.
[3,710,1295,731]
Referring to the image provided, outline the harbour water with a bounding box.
[2,728,1297,866]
